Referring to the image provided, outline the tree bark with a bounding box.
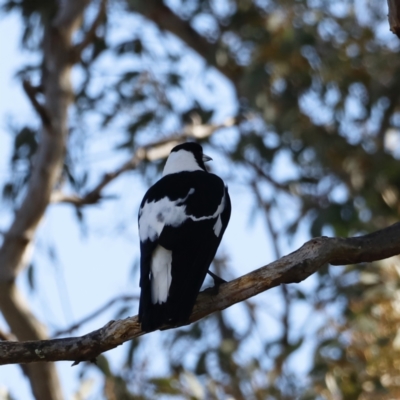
[2,222,400,365]
[388,0,400,38]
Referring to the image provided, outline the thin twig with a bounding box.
[71,0,108,62]
[246,159,293,193]
[252,181,291,376]
[22,80,52,128]
[52,295,138,337]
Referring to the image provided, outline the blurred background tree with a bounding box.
[1,0,400,399]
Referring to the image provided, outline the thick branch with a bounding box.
[388,0,400,38]
[2,222,400,365]
[53,0,91,29]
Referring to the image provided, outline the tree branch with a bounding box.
[52,295,138,337]
[71,0,107,62]
[388,0,400,39]
[53,0,91,29]
[51,117,235,207]
[22,80,52,128]
[2,222,400,365]
[0,1,95,399]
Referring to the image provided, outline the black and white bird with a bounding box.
[138,142,231,332]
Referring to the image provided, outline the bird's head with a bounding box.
[162,142,212,176]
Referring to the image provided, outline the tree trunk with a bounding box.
[0,1,92,399]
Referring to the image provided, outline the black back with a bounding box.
[138,170,231,331]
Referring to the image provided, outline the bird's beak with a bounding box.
[202,154,212,162]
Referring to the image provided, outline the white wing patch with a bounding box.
[139,187,227,242]
[151,245,172,304]
[139,189,195,242]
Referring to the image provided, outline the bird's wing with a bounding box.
[138,171,227,245]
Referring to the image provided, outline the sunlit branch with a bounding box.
[52,117,235,206]
[2,221,400,365]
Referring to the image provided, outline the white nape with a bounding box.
[163,150,202,176]
[151,245,173,304]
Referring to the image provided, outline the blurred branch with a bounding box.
[252,181,291,378]
[2,221,400,365]
[53,0,91,29]
[71,0,107,62]
[0,1,95,399]
[388,0,400,38]
[247,160,293,194]
[53,294,138,337]
[130,0,243,86]
[52,117,235,206]
[376,89,400,149]
[51,150,144,206]
[22,80,51,128]
[251,181,281,257]
[0,328,16,341]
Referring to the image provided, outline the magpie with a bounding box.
[138,142,231,332]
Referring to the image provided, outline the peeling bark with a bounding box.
[1,222,400,365]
